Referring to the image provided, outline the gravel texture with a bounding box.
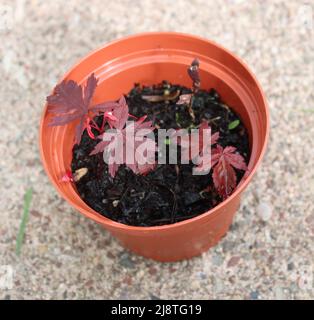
[0,0,313,300]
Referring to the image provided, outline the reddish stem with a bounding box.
[86,125,95,139]
[128,113,137,119]
[90,124,99,130]
[90,119,101,132]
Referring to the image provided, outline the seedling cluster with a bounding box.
[47,59,247,200]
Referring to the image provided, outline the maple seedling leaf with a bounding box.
[171,120,219,163]
[47,73,99,145]
[103,95,129,130]
[47,74,131,146]
[89,95,131,133]
[211,145,247,199]
[90,116,156,177]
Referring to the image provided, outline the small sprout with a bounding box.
[187,58,200,92]
[73,167,88,181]
[228,119,240,130]
[177,58,201,121]
[112,200,119,207]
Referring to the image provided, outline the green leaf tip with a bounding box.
[228,119,240,130]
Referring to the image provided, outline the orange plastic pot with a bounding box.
[39,32,269,262]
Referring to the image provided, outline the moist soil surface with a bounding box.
[71,82,250,226]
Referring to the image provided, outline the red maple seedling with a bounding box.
[187,58,201,92]
[47,60,248,201]
[90,115,157,178]
[210,145,247,199]
[171,119,247,198]
[46,73,131,145]
[177,58,201,120]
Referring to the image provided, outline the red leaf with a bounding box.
[110,96,129,129]
[211,145,247,199]
[89,101,119,113]
[210,131,220,146]
[212,158,237,199]
[47,73,98,145]
[83,73,98,107]
[90,117,156,177]
[132,135,156,175]
[89,134,111,156]
[47,80,85,116]
[74,121,85,146]
[224,147,247,170]
[211,144,224,168]
[171,120,219,163]
[90,95,129,130]
[103,111,117,122]
[47,74,131,145]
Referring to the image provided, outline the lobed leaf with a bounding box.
[47,73,99,145]
[211,145,247,199]
[90,117,156,177]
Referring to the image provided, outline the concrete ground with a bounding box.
[0,0,313,300]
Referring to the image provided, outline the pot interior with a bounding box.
[41,33,268,224]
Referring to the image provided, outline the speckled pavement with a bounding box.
[0,0,313,300]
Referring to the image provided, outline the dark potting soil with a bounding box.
[71,82,250,226]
